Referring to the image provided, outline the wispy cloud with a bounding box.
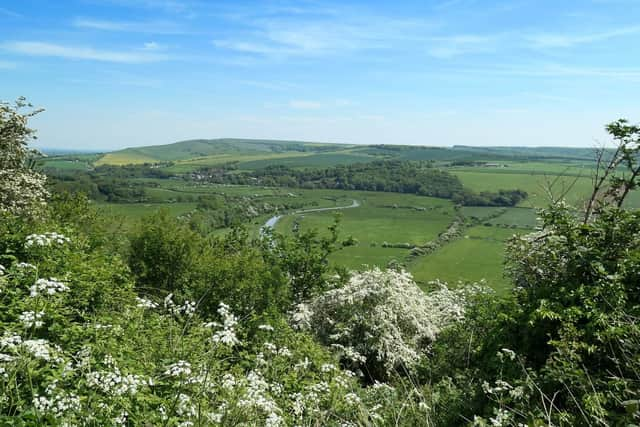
[93,0,193,15]
[73,17,186,34]
[239,80,299,91]
[212,4,438,59]
[288,99,356,110]
[527,26,640,48]
[289,100,323,110]
[2,41,170,63]
[426,34,499,58]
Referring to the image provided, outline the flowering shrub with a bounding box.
[0,98,48,216]
[293,268,469,379]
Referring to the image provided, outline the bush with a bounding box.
[293,269,470,381]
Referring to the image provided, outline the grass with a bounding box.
[408,226,523,294]
[274,193,454,270]
[95,202,197,220]
[489,208,539,228]
[453,170,596,208]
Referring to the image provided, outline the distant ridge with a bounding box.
[95,137,600,167]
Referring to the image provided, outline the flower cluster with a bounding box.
[86,361,151,396]
[135,296,159,309]
[23,339,60,361]
[30,277,69,297]
[164,293,196,317]
[25,232,70,248]
[210,303,240,347]
[19,310,45,328]
[0,169,49,215]
[293,268,470,375]
[33,381,81,419]
[164,360,193,378]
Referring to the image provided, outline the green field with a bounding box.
[274,193,454,270]
[408,226,523,294]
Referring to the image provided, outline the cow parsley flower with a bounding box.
[0,333,22,350]
[164,360,192,378]
[30,278,69,297]
[19,310,45,328]
[344,392,361,406]
[33,381,81,418]
[23,339,56,361]
[135,297,158,309]
[25,232,70,248]
[211,303,240,347]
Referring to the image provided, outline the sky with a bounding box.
[1,0,640,150]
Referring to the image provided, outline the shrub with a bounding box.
[293,269,469,380]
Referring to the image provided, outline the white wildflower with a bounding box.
[258,324,274,332]
[30,278,69,297]
[265,412,283,427]
[114,411,128,426]
[320,363,336,373]
[19,310,45,328]
[164,360,192,378]
[0,333,22,350]
[135,297,158,309]
[23,339,55,361]
[344,392,361,406]
[33,382,80,417]
[211,303,240,347]
[176,393,196,418]
[25,232,70,248]
[16,262,36,270]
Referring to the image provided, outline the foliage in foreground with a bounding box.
[3,98,640,426]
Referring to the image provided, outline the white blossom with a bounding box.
[294,268,472,374]
[30,277,69,297]
[164,360,192,378]
[25,232,70,248]
[135,296,158,309]
[19,310,45,328]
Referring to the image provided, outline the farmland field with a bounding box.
[408,226,524,294]
[39,139,639,294]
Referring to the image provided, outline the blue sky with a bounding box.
[1,0,639,150]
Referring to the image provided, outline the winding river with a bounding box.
[261,199,360,235]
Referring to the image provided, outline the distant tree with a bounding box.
[0,97,48,215]
[584,119,640,222]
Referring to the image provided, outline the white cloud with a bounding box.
[527,26,640,48]
[426,34,499,58]
[73,17,185,34]
[2,41,169,63]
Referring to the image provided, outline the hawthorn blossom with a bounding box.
[293,268,472,374]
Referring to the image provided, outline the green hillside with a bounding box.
[96,138,353,165]
[95,137,604,170]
